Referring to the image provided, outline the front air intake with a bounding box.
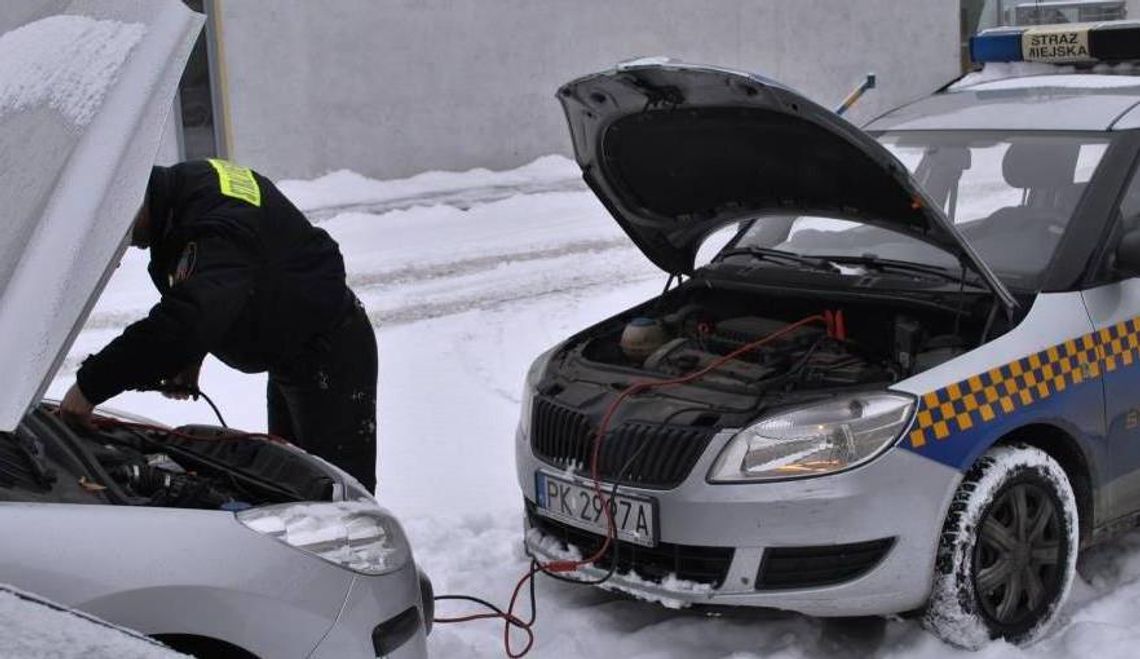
[755,538,895,590]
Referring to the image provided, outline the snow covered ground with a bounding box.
[47,157,1140,658]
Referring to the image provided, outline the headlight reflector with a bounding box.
[237,500,411,575]
[708,392,915,482]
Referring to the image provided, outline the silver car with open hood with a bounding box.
[0,2,429,657]
[519,55,1140,648]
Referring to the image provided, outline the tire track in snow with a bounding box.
[367,261,658,326]
[81,238,641,331]
[304,177,585,223]
[346,238,631,290]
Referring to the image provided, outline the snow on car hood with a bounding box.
[557,61,1016,310]
[0,584,184,658]
[0,1,202,433]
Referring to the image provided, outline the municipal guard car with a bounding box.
[516,20,1140,648]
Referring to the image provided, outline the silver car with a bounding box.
[517,36,1140,649]
[0,2,429,657]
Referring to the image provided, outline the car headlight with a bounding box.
[708,392,915,482]
[236,500,411,575]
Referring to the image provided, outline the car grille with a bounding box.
[526,501,734,588]
[530,397,716,489]
[755,538,895,590]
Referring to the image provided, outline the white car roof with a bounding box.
[867,65,1140,132]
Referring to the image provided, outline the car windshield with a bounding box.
[725,131,1111,290]
[975,0,1127,30]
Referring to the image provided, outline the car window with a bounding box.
[763,216,958,269]
[1120,160,1140,227]
[695,223,742,269]
[1097,156,1140,281]
[724,131,1112,291]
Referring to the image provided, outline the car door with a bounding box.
[1080,148,1140,525]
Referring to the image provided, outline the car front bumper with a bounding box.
[0,503,430,659]
[310,565,431,659]
[516,428,962,617]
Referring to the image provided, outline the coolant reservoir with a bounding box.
[620,317,668,362]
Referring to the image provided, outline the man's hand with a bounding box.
[59,383,96,430]
[161,361,201,400]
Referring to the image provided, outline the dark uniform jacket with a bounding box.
[77,160,350,405]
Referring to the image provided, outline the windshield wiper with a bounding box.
[715,246,841,273]
[819,254,986,288]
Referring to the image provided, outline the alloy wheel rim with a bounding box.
[974,482,1063,626]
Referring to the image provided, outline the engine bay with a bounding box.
[568,282,1002,398]
[0,405,337,509]
[88,423,336,509]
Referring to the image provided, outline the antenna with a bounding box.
[835,73,876,116]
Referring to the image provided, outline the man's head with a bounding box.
[132,165,173,248]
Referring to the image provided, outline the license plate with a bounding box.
[534,471,657,547]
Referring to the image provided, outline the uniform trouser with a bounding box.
[267,297,378,492]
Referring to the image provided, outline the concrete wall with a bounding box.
[217,0,961,181]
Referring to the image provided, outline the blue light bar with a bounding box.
[970,20,1140,64]
[970,28,1025,63]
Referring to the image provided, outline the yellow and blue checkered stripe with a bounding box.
[907,317,1140,451]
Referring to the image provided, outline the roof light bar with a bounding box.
[971,20,1140,64]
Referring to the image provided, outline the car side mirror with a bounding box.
[1116,226,1140,277]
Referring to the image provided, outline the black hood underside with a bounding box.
[601,107,926,252]
[558,62,1018,313]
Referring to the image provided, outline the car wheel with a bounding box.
[923,443,1078,648]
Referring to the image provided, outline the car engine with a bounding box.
[626,312,886,389]
[0,407,337,509]
[570,286,988,399]
[88,423,337,509]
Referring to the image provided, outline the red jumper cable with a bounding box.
[434,311,841,657]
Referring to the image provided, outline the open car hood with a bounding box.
[0,1,202,432]
[557,61,1017,310]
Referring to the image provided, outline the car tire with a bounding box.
[923,443,1078,649]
